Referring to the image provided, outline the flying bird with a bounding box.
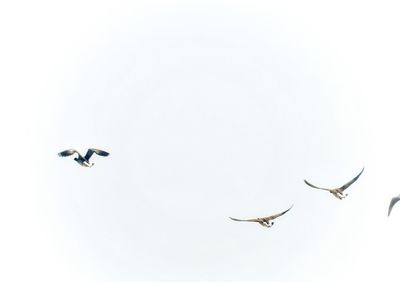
[304,167,364,200]
[388,195,400,217]
[58,148,109,167]
[229,205,293,228]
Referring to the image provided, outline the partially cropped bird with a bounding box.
[229,205,293,228]
[388,195,400,217]
[304,167,364,200]
[58,148,109,167]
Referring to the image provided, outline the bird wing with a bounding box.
[304,180,331,191]
[266,204,294,220]
[84,148,110,160]
[229,217,259,223]
[388,196,400,217]
[339,167,364,191]
[58,149,80,158]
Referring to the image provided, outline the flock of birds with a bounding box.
[58,148,400,228]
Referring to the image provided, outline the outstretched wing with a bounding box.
[304,180,331,191]
[388,196,400,217]
[266,204,294,220]
[58,149,80,158]
[229,217,259,223]
[339,167,364,191]
[84,148,110,161]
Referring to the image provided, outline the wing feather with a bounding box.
[58,149,80,157]
[266,204,294,220]
[339,167,364,191]
[84,148,110,160]
[388,196,400,217]
[304,180,331,191]
[229,217,259,223]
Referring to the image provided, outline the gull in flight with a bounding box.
[58,148,109,167]
[229,205,293,228]
[304,167,364,200]
[388,195,400,217]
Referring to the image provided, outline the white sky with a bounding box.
[1,1,400,281]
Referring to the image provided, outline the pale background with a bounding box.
[1,1,399,281]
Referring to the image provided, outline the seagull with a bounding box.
[229,205,293,228]
[388,195,400,217]
[58,148,109,167]
[304,167,364,200]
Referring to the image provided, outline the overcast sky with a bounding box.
[1,1,400,281]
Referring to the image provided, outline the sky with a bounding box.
[1,1,400,281]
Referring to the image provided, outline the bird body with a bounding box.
[74,155,93,167]
[229,205,293,228]
[58,148,109,167]
[304,168,364,200]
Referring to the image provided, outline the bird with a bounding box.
[229,205,293,228]
[304,167,364,200]
[388,195,400,217]
[58,148,109,167]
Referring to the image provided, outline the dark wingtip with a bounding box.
[356,167,365,178]
[285,204,294,213]
[99,150,110,157]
